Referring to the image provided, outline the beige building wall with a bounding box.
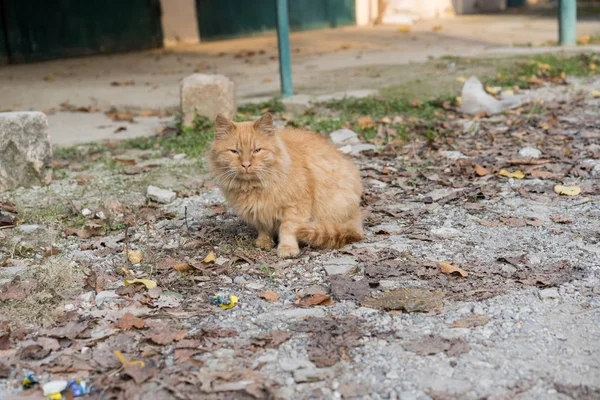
[356,0,456,25]
[160,0,201,46]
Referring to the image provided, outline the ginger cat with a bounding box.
[209,113,363,258]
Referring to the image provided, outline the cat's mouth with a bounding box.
[238,171,257,181]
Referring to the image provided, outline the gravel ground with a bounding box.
[1,78,599,400]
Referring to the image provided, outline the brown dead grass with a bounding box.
[1,259,85,327]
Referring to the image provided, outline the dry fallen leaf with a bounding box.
[114,158,136,166]
[474,164,490,176]
[577,34,591,45]
[498,169,525,179]
[530,170,562,180]
[554,185,581,196]
[361,288,444,312]
[298,294,334,307]
[259,290,280,302]
[114,312,146,330]
[65,221,106,239]
[123,279,157,289]
[551,216,572,224]
[451,314,490,328]
[439,262,468,277]
[0,201,18,213]
[127,250,144,264]
[398,25,411,32]
[148,329,187,345]
[536,62,551,71]
[357,116,375,130]
[432,24,443,32]
[455,76,466,83]
[202,251,216,264]
[173,262,192,272]
[592,90,600,98]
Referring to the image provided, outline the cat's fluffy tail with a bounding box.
[296,221,363,249]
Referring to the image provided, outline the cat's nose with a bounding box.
[241,161,252,171]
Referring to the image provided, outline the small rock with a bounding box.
[279,359,315,372]
[431,227,461,239]
[439,151,467,161]
[16,224,41,233]
[95,211,106,220]
[323,256,358,275]
[501,265,517,275]
[246,282,265,290]
[294,368,333,383]
[233,276,247,284]
[582,159,600,176]
[425,188,459,202]
[539,288,560,299]
[368,179,387,188]
[219,275,233,284]
[180,74,235,125]
[350,143,377,155]
[95,290,122,308]
[337,145,352,154]
[147,185,177,204]
[215,257,229,266]
[81,208,92,216]
[0,112,52,192]
[64,304,75,312]
[173,153,187,160]
[330,129,360,146]
[323,264,356,275]
[518,147,542,159]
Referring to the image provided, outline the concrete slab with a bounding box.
[47,112,173,146]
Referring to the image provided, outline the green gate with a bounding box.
[196,0,355,41]
[0,0,163,64]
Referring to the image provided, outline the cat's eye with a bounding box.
[253,148,262,154]
[229,149,239,155]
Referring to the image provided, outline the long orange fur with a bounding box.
[209,113,363,258]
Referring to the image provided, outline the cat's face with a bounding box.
[210,113,281,184]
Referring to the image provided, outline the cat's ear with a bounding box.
[253,113,274,135]
[215,114,235,139]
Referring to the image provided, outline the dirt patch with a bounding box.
[291,317,363,367]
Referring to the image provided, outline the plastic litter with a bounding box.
[210,294,238,309]
[22,374,39,390]
[68,379,90,397]
[459,76,521,115]
[42,381,68,397]
[41,378,90,399]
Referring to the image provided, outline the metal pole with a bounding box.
[559,0,577,46]
[275,0,293,97]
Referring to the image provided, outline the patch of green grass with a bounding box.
[238,98,285,115]
[54,113,215,164]
[321,95,455,120]
[258,263,276,283]
[489,53,599,89]
[18,202,85,229]
[122,114,214,158]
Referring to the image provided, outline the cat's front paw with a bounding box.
[277,244,300,258]
[255,237,275,249]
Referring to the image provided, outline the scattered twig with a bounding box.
[567,198,597,208]
[184,206,192,237]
